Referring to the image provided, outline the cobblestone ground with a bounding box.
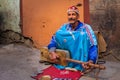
[0,44,120,80]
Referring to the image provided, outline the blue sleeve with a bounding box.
[48,24,68,51]
[86,24,97,46]
[88,45,98,63]
[47,35,56,52]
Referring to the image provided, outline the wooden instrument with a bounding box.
[40,48,106,70]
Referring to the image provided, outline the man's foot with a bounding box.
[39,75,51,80]
[65,67,78,72]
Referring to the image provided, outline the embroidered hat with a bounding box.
[67,6,79,14]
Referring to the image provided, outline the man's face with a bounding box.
[67,11,79,24]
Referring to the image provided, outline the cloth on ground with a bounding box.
[32,65,82,80]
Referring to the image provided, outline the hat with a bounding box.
[67,6,79,14]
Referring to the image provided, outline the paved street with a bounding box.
[0,44,120,80]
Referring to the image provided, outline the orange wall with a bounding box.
[21,0,89,48]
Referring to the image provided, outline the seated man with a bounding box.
[48,6,98,71]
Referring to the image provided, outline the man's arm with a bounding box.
[82,45,98,69]
[48,36,56,52]
[85,24,98,63]
[82,25,98,69]
[48,24,67,60]
[88,45,98,64]
[48,36,59,60]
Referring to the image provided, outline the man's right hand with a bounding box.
[49,52,59,61]
[82,60,93,69]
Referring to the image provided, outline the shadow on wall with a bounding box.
[90,2,120,49]
[0,10,33,47]
[90,0,120,61]
[0,12,5,32]
[0,30,34,47]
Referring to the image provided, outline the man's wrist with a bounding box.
[50,51,56,54]
[49,47,56,53]
[88,60,93,63]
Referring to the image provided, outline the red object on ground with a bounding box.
[32,66,82,80]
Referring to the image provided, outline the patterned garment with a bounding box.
[48,21,98,71]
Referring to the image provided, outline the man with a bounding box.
[48,6,98,71]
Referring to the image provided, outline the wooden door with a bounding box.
[21,0,89,48]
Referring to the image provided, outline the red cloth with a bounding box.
[32,66,82,80]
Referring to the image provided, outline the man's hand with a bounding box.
[82,60,93,69]
[49,52,59,61]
